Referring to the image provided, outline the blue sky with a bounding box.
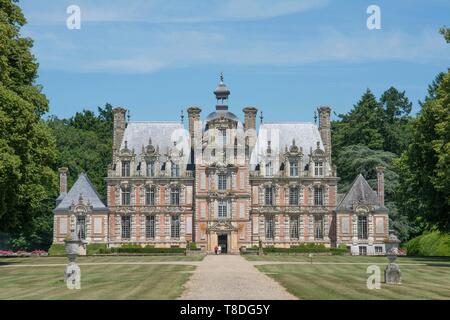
[19,0,450,122]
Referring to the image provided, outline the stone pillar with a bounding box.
[58,167,68,194]
[187,107,202,149]
[113,107,127,161]
[376,166,385,207]
[318,106,332,164]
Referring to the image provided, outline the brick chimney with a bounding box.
[187,107,201,148]
[58,167,68,195]
[112,107,127,161]
[317,106,332,164]
[376,165,385,206]
[243,107,258,156]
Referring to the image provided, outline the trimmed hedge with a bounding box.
[406,231,450,256]
[263,244,349,255]
[48,244,65,256]
[87,243,107,255]
[99,246,185,254]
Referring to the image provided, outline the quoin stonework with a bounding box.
[53,76,389,255]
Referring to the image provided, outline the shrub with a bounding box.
[406,231,450,256]
[263,244,331,254]
[87,243,107,255]
[107,247,186,254]
[48,244,65,256]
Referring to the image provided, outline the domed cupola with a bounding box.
[214,72,230,111]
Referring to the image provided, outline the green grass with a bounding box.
[247,255,450,300]
[0,256,203,300]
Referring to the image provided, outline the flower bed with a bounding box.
[0,250,48,257]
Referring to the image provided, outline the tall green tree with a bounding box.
[0,0,57,247]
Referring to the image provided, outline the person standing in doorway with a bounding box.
[218,245,222,255]
[214,245,218,255]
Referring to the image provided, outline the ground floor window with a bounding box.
[145,215,155,239]
[375,246,383,254]
[290,216,299,239]
[121,216,131,239]
[76,216,86,240]
[171,215,180,238]
[265,216,274,240]
[314,216,323,240]
[359,246,367,255]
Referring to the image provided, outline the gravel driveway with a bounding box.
[180,255,297,300]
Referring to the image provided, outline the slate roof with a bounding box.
[336,174,383,211]
[54,173,106,212]
[250,123,324,168]
[120,121,191,164]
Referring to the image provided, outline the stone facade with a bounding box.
[53,76,389,255]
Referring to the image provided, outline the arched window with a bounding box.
[314,186,324,206]
[145,186,155,205]
[121,186,131,205]
[170,187,180,205]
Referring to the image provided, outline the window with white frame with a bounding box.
[314,186,324,206]
[289,160,298,177]
[289,187,299,205]
[170,187,180,205]
[314,161,324,177]
[145,215,155,239]
[218,174,227,191]
[145,186,155,205]
[314,216,323,240]
[265,162,273,177]
[265,186,274,205]
[121,216,131,239]
[265,216,274,239]
[146,161,155,177]
[290,216,299,239]
[171,162,180,177]
[171,215,180,238]
[76,216,86,240]
[121,186,131,205]
[218,201,228,218]
[357,215,368,240]
[122,161,130,177]
[375,246,383,254]
[359,246,367,255]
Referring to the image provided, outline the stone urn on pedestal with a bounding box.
[64,229,82,289]
[384,230,401,284]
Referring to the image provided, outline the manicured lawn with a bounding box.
[247,255,450,299]
[0,255,202,299]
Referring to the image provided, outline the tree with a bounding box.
[440,26,450,43]
[0,0,57,248]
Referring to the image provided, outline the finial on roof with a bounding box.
[124,141,128,149]
[316,141,320,149]
[314,110,318,124]
[180,110,184,124]
[149,137,152,146]
[220,72,224,83]
[260,111,264,124]
[292,139,296,146]
[127,110,130,123]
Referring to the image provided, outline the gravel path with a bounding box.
[180,255,297,300]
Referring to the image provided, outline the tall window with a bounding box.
[218,201,227,218]
[314,186,324,206]
[218,174,227,190]
[358,215,368,240]
[314,216,323,240]
[171,215,180,238]
[121,186,131,205]
[171,162,180,177]
[265,216,274,239]
[145,215,155,239]
[314,161,324,177]
[265,162,273,177]
[289,187,299,205]
[122,161,130,177]
[145,186,155,205]
[290,216,299,239]
[170,187,180,205]
[76,216,86,240]
[146,161,155,177]
[219,128,227,146]
[121,216,131,239]
[289,160,298,177]
[265,187,274,205]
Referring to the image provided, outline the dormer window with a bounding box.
[219,128,227,146]
[314,161,324,177]
[290,160,298,177]
[265,162,273,177]
[122,161,130,177]
[146,161,155,177]
[171,162,180,177]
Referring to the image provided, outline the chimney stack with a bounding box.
[112,107,127,161]
[187,107,202,148]
[317,106,332,164]
[243,107,257,131]
[58,167,68,195]
[376,165,385,206]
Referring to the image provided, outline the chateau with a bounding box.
[53,76,389,255]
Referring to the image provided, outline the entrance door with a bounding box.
[218,234,228,254]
